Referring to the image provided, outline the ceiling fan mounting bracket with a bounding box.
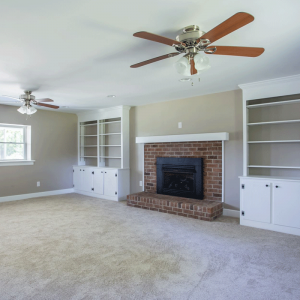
[20,90,35,101]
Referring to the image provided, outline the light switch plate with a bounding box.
[37,181,40,187]
[178,122,182,129]
[139,181,143,187]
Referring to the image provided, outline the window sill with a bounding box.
[0,160,35,167]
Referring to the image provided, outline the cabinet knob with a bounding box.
[275,185,279,188]
[80,169,81,171]
[266,184,269,187]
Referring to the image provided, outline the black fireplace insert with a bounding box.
[156,157,203,200]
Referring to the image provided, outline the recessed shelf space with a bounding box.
[99,145,121,147]
[80,135,97,137]
[80,156,98,158]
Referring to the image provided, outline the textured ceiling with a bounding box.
[0,0,299,112]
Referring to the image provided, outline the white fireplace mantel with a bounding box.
[136,132,229,144]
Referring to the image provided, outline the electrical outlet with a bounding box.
[139,181,143,187]
[37,181,40,187]
[178,122,182,129]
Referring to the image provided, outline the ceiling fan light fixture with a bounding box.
[194,53,211,72]
[17,105,27,114]
[174,56,191,77]
[27,106,37,115]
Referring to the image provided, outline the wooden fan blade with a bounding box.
[133,31,183,47]
[197,12,254,44]
[36,102,59,109]
[207,46,265,57]
[36,98,54,103]
[130,52,180,68]
[190,58,197,75]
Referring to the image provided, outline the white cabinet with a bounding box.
[73,166,130,201]
[240,177,300,236]
[103,170,118,197]
[273,181,300,229]
[93,169,104,195]
[241,179,271,223]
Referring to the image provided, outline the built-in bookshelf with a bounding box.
[77,106,130,169]
[245,94,300,178]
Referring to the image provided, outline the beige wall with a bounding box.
[130,89,243,210]
[0,104,77,197]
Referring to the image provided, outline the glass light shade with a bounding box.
[174,56,191,77]
[27,106,37,115]
[194,53,210,72]
[175,53,210,76]
[17,106,27,114]
[17,105,37,115]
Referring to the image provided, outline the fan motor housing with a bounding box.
[176,25,205,44]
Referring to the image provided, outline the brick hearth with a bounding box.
[127,192,223,221]
[144,141,222,201]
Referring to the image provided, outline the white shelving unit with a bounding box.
[238,74,300,236]
[74,106,131,201]
[77,106,130,169]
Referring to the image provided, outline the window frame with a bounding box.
[0,123,34,166]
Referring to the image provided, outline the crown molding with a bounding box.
[238,74,300,90]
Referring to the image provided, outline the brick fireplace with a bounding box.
[127,133,228,221]
[144,141,222,201]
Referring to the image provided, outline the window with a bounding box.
[0,123,34,166]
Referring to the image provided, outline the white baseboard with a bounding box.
[223,208,240,218]
[0,188,74,203]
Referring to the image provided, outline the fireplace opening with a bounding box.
[157,157,203,199]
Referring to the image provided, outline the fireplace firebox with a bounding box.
[156,157,203,200]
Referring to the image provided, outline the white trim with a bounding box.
[222,141,225,203]
[238,74,300,100]
[223,208,240,218]
[0,188,74,203]
[136,132,229,144]
[238,74,300,90]
[0,160,35,166]
[240,219,300,237]
[74,190,125,201]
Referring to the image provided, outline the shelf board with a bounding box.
[80,156,98,158]
[99,133,121,135]
[248,165,300,169]
[80,123,97,127]
[248,119,300,126]
[248,140,300,144]
[99,156,121,159]
[99,121,121,125]
[247,99,300,108]
[80,135,97,137]
[99,145,121,147]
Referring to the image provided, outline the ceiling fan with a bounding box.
[1,91,59,115]
[130,12,265,76]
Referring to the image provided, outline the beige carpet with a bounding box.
[0,194,300,300]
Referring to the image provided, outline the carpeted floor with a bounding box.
[0,194,300,300]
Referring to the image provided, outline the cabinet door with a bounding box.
[241,180,271,223]
[73,168,81,190]
[93,169,104,195]
[81,168,94,192]
[273,181,300,228]
[104,170,118,197]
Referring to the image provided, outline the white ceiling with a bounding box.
[0,0,300,113]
